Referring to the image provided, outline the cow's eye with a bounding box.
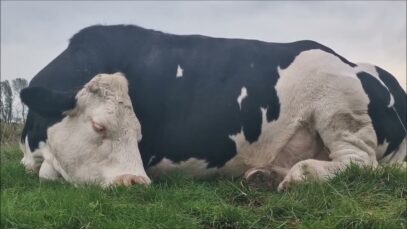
[91,120,106,133]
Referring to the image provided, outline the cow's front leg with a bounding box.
[278,112,378,191]
[277,159,347,191]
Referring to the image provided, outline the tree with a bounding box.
[0,98,5,122]
[12,78,28,122]
[0,80,13,123]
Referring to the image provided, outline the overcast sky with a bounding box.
[1,1,406,89]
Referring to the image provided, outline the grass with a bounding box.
[1,142,406,228]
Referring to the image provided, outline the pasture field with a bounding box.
[1,125,406,228]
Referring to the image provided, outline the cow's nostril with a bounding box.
[113,174,150,187]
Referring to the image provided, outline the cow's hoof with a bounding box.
[243,168,275,190]
[243,167,286,190]
[113,174,151,187]
[277,178,301,192]
[277,180,290,192]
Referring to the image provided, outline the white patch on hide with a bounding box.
[228,107,278,169]
[375,140,390,160]
[20,135,44,172]
[354,63,395,108]
[273,50,380,190]
[237,87,247,110]
[354,64,381,84]
[148,157,218,178]
[147,155,156,167]
[355,64,405,133]
[380,138,406,164]
[388,95,395,108]
[176,65,183,78]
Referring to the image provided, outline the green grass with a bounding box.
[1,144,406,229]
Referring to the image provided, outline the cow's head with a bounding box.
[21,73,151,187]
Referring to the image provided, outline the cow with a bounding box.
[20,25,406,191]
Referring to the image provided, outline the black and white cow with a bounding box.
[20,25,406,190]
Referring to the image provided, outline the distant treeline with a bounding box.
[0,78,28,124]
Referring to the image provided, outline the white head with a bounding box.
[22,73,150,186]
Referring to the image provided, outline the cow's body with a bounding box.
[21,25,406,189]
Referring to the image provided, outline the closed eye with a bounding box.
[91,120,106,133]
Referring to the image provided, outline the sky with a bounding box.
[1,1,406,89]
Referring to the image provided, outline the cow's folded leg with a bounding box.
[278,112,378,191]
[39,161,62,181]
[278,147,378,192]
[277,159,346,191]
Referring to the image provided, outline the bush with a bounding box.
[0,122,23,147]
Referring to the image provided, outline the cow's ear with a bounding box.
[20,86,76,117]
